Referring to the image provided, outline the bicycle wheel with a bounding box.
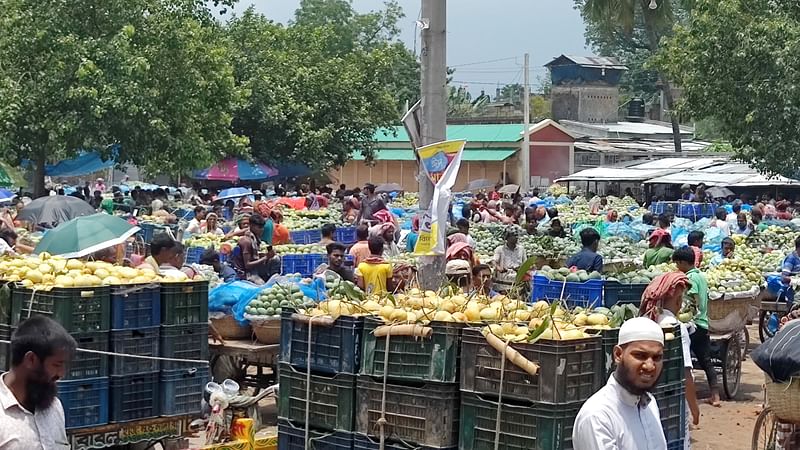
[752,407,778,450]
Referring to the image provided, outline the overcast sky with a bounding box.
[230,1,589,95]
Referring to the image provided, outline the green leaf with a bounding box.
[514,256,538,286]
[527,315,552,343]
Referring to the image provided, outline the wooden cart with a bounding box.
[208,338,279,393]
[67,416,194,450]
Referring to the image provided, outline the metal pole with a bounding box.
[418,0,447,290]
[521,53,531,193]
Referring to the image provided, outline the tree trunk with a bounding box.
[33,152,47,198]
[640,2,682,152]
[660,80,683,152]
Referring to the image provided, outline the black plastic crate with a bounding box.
[280,309,363,374]
[588,327,619,382]
[460,327,602,404]
[160,281,209,325]
[0,323,9,372]
[667,438,685,450]
[355,376,459,448]
[159,367,209,417]
[65,331,109,380]
[278,418,353,450]
[459,391,581,450]
[58,376,109,429]
[353,433,457,450]
[110,327,160,375]
[110,371,159,422]
[111,283,161,329]
[653,381,686,444]
[361,317,464,383]
[159,323,209,370]
[603,281,647,307]
[11,285,110,332]
[278,362,357,432]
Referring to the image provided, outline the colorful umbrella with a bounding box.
[33,213,140,258]
[217,187,253,201]
[17,195,96,226]
[0,189,16,203]
[193,158,279,182]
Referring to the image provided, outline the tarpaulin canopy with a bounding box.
[44,149,117,177]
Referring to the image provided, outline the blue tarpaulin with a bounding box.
[45,152,115,177]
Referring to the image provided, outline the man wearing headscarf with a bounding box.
[643,229,674,268]
[776,200,793,220]
[572,317,667,450]
[446,233,477,268]
[370,222,399,258]
[639,273,701,437]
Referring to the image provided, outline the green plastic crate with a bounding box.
[361,316,464,383]
[11,285,110,332]
[460,327,602,404]
[355,376,460,448]
[653,381,686,444]
[0,324,10,371]
[278,362,356,431]
[588,327,619,383]
[459,391,581,450]
[160,281,208,325]
[0,283,11,325]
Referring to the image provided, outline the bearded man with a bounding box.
[0,316,76,449]
[572,317,667,450]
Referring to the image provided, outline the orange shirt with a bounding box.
[349,241,371,266]
[273,224,291,245]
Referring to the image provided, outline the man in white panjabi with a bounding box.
[572,317,667,450]
[0,316,76,449]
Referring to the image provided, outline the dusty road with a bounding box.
[690,324,764,450]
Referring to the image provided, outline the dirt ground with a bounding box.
[690,324,764,450]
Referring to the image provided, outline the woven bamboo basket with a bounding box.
[210,315,252,340]
[252,319,281,344]
[708,297,753,321]
[767,378,800,424]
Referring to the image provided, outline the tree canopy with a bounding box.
[656,0,800,175]
[0,0,246,196]
[226,5,412,169]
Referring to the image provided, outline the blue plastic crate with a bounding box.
[530,275,604,308]
[159,367,209,417]
[160,323,209,371]
[111,284,161,330]
[667,438,685,450]
[110,371,159,423]
[290,229,322,244]
[279,309,363,374]
[110,327,160,375]
[335,227,357,245]
[58,377,109,430]
[185,246,206,265]
[138,223,156,243]
[281,254,326,277]
[278,418,353,450]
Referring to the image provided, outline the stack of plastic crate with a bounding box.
[458,326,603,449]
[277,309,364,449]
[157,281,210,418]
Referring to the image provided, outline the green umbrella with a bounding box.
[34,213,140,258]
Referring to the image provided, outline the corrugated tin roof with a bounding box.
[545,55,628,70]
[629,157,723,170]
[643,172,751,186]
[351,148,517,161]
[374,124,524,143]
[575,140,713,154]
[557,167,677,182]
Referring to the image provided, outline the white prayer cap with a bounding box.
[618,317,664,346]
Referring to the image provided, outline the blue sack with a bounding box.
[766,274,794,304]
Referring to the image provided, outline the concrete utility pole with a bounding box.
[521,52,531,193]
[418,0,447,290]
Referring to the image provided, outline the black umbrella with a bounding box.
[17,195,97,226]
[464,178,495,192]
